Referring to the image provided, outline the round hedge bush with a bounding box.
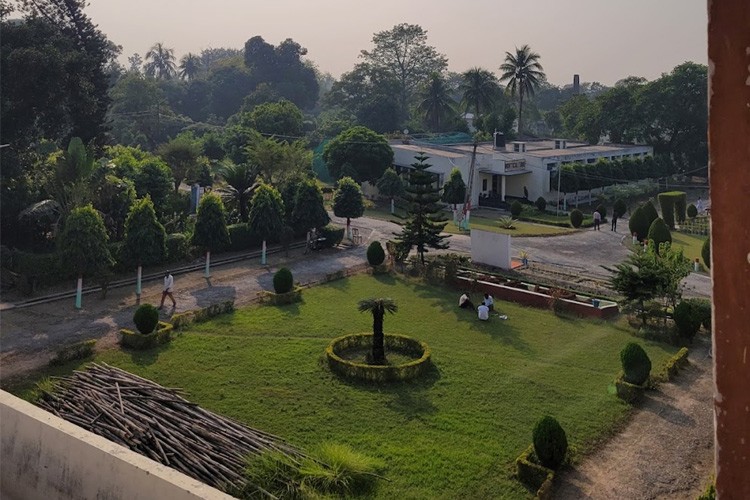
[569,209,583,228]
[702,236,710,269]
[532,416,568,470]
[273,267,294,294]
[595,204,607,220]
[687,204,698,218]
[642,201,659,227]
[647,217,672,252]
[613,198,627,218]
[133,304,159,335]
[366,241,385,266]
[535,196,547,213]
[674,301,702,341]
[620,342,652,385]
[510,201,523,217]
[628,206,650,241]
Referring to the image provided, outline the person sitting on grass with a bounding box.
[459,293,475,311]
[483,293,494,312]
[477,303,490,321]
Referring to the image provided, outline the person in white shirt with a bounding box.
[159,271,176,309]
[477,304,490,321]
[483,293,494,312]
[458,293,475,311]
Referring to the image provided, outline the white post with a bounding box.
[136,265,142,299]
[261,240,267,265]
[75,276,83,309]
[556,166,562,216]
[204,250,211,278]
[390,198,395,214]
[500,176,506,202]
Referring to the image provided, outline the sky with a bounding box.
[87,0,707,87]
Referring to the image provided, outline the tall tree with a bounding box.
[323,126,393,184]
[359,23,448,122]
[58,204,114,308]
[291,179,329,233]
[332,176,365,239]
[358,298,398,365]
[144,42,176,79]
[248,183,285,265]
[191,193,230,278]
[242,99,304,138]
[376,168,405,214]
[133,158,173,214]
[441,168,467,223]
[122,196,166,300]
[416,73,456,132]
[460,68,500,117]
[217,162,259,223]
[178,53,202,80]
[499,45,545,135]
[157,134,203,193]
[394,153,450,264]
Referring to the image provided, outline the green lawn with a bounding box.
[443,216,574,237]
[672,231,708,267]
[10,275,677,499]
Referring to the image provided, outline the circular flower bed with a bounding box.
[326,333,431,382]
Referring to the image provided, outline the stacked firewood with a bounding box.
[37,363,302,492]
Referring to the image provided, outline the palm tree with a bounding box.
[358,298,398,365]
[499,45,545,135]
[416,73,456,132]
[218,162,260,222]
[460,68,500,118]
[178,53,202,80]
[144,43,176,79]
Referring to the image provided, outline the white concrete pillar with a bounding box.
[500,176,506,201]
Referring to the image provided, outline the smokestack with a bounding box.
[573,74,580,94]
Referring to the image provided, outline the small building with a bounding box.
[390,136,653,208]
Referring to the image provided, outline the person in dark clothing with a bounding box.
[611,212,618,231]
[459,293,475,311]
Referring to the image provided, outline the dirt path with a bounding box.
[555,340,714,499]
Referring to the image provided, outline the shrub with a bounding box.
[366,241,385,266]
[628,206,650,241]
[510,201,523,217]
[687,297,711,331]
[674,301,702,341]
[120,322,173,349]
[657,192,676,228]
[595,204,607,220]
[165,233,189,262]
[702,236,710,269]
[613,198,627,218]
[319,224,345,248]
[687,204,698,218]
[641,200,659,228]
[569,209,584,228]
[133,304,159,334]
[534,196,547,213]
[620,342,652,385]
[532,416,568,470]
[647,218,672,252]
[674,193,687,223]
[498,216,516,229]
[273,267,293,294]
[227,223,256,251]
[49,339,96,366]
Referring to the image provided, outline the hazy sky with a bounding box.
[88,0,707,86]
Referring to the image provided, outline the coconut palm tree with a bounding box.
[144,43,177,79]
[459,67,500,118]
[178,53,202,80]
[357,298,398,365]
[218,162,260,222]
[499,45,545,135]
[416,73,456,132]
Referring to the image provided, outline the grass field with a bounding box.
[672,231,708,266]
[10,275,678,499]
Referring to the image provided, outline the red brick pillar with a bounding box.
[708,1,750,497]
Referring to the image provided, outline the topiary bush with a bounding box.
[532,416,568,470]
[647,217,672,252]
[510,201,523,217]
[674,301,702,341]
[366,241,385,266]
[165,233,190,262]
[534,196,547,213]
[133,304,159,335]
[687,204,698,219]
[628,206,650,241]
[687,297,711,331]
[273,267,294,294]
[595,204,607,220]
[569,209,584,228]
[620,342,652,385]
[702,236,710,269]
[613,198,627,218]
[319,224,345,248]
[641,200,659,228]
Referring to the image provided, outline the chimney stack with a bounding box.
[573,74,580,94]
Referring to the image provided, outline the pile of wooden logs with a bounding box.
[37,363,302,492]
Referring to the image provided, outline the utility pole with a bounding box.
[462,142,478,230]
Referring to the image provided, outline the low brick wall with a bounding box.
[456,277,619,319]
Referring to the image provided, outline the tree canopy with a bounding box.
[499,45,545,135]
[323,126,393,184]
[291,179,329,232]
[332,176,365,234]
[58,204,114,278]
[192,193,230,252]
[248,183,285,241]
[441,168,467,207]
[122,196,166,266]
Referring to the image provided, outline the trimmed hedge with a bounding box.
[628,206,650,241]
[532,416,568,470]
[687,297,711,331]
[515,445,555,499]
[273,267,294,294]
[595,204,607,220]
[569,209,583,228]
[702,236,710,269]
[171,301,235,329]
[615,376,646,403]
[642,201,659,228]
[621,342,651,385]
[227,223,256,251]
[647,218,672,252]
[120,321,173,350]
[510,201,523,217]
[661,347,689,381]
[674,301,702,341]
[319,224,345,248]
[166,233,190,262]
[326,333,431,382]
[133,304,159,334]
[49,339,96,366]
[687,204,698,218]
[658,192,685,229]
[258,288,303,306]
[613,198,627,218]
[535,196,547,213]
[367,241,386,266]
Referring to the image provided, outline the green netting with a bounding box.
[412,132,473,145]
[312,139,333,183]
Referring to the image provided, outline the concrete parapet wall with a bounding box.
[0,390,234,500]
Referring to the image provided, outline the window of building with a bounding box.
[482,179,488,191]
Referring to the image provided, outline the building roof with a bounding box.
[392,143,466,159]
[522,144,651,159]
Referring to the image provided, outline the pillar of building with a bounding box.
[708,1,750,497]
[500,176,506,202]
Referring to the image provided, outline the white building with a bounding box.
[390,136,653,208]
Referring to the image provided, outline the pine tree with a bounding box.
[394,153,449,264]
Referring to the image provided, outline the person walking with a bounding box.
[159,271,176,309]
[611,212,618,231]
[593,210,601,231]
